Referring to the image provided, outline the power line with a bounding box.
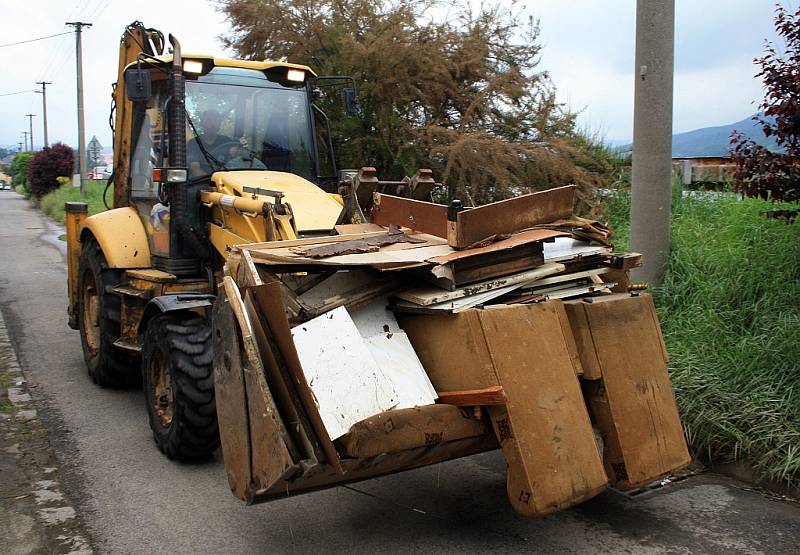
[0,90,32,97]
[0,31,72,49]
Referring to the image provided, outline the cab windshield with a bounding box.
[185,67,316,181]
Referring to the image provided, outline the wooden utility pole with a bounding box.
[35,81,52,148]
[629,0,675,286]
[26,114,36,151]
[66,21,92,197]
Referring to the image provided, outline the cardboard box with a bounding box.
[566,294,691,489]
[400,302,607,517]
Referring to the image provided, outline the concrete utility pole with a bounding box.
[26,114,36,151]
[17,142,23,152]
[629,0,675,286]
[35,81,52,148]
[66,21,92,197]
[22,131,29,152]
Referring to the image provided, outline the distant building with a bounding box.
[671,155,734,185]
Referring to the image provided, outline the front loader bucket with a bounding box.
[211,206,690,514]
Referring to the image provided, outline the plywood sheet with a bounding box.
[350,301,438,403]
[395,263,566,306]
[335,404,490,458]
[252,276,343,473]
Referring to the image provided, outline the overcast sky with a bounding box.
[0,0,792,151]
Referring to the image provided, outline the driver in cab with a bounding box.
[187,109,234,177]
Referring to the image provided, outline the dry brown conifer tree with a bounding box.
[218,0,610,209]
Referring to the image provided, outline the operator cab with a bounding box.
[124,57,339,272]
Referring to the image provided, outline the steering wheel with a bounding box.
[208,141,244,163]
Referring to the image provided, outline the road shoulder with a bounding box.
[0,307,93,554]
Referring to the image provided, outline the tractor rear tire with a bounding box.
[142,313,219,461]
[77,238,140,388]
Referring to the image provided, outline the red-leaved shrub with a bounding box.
[27,143,75,198]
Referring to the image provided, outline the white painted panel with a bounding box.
[544,237,609,262]
[291,306,399,440]
[351,301,438,403]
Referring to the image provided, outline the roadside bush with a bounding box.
[11,152,33,195]
[27,143,74,199]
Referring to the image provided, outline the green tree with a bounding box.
[219,0,609,209]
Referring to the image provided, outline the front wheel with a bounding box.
[77,238,139,387]
[142,313,219,461]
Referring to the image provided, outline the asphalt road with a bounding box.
[0,190,798,554]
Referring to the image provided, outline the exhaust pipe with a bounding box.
[167,34,209,263]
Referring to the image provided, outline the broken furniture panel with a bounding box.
[399,302,606,517]
[570,293,691,489]
[291,306,401,440]
[291,304,436,441]
[371,193,449,238]
[447,185,576,249]
[335,404,491,458]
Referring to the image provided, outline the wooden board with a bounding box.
[371,193,448,238]
[448,186,575,249]
[396,263,566,306]
[437,386,507,406]
[400,302,607,516]
[251,275,344,473]
[479,304,607,517]
[577,294,690,489]
[563,300,602,380]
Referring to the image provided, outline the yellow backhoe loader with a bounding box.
[64,22,691,516]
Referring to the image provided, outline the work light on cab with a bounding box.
[287,69,305,82]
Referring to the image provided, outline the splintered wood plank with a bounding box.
[251,274,344,474]
[221,277,296,494]
[237,250,263,288]
[212,290,252,501]
[448,186,576,249]
[371,193,448,238]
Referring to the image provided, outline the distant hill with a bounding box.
[671,114,781,157]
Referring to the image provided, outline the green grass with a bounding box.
[603,187,800,485]
[38,180,109,224]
